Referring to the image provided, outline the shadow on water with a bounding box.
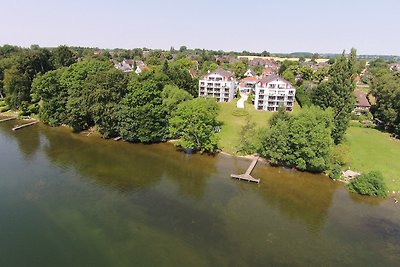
[38,125,163,191]
[0,119,41,160]
[253,165,340,232]
[37,124,216,198]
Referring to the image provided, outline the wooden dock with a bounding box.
[0,116,17,123]
[12,121,39,131]
[230,156,260,183]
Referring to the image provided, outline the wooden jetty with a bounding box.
[114,136,122,141]
[0,116,17,123]
[230,156,260,183]
[12,120,39,131]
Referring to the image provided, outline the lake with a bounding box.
[0,119,399,266]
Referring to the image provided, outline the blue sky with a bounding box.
[1,0,399,55]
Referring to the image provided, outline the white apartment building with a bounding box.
[254,75,296,111]
[198,69,236,102]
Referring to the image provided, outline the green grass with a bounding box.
[216,99,301,155]
[346,126,400,192]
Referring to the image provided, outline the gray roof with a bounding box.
[205,68,233,79]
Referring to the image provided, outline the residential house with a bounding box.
[354,90,371,112]
[199,68,236,102]
[114,59,147,73]
[254,75,296,111]
[244,69,256,77]
[262,66,276,77]
[238,76,259,94]
[390,63,400,71]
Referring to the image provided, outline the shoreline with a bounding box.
[2,111,399,198]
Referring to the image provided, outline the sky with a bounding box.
[0,0,399,55]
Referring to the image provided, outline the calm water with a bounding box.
[0,119,399,267]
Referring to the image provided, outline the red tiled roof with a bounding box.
[354,90,371,107]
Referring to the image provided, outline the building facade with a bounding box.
[254,75,296,111]
[198,69,236,102]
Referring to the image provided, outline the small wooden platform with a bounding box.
[0,116,17,123]
[230,156,260,184]
[12,121,39,131]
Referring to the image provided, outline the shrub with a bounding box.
[0,106,10,112]
[329,164,342,180]
[347,171,387,197]
[247,93,253,104]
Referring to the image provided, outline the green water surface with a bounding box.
[0,120,399,267]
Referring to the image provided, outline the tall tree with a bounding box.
[118,80,167,142]
[169,98,219,153]
[259,106,334,172]
[85,68,129,138]
[312,49,357,143]
[3,66,31,109]
[61,59,112,131]
[51,45,76,69]
[32,68,68,126]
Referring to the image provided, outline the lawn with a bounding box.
[346,126,400,192]
[216,99,300,155]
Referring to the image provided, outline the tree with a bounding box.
[370,70,400,134]
[3,66,31,109]
[299,66,313,81]
[118,79,167,142]
[169,98,219,153]
[179,46,187,53]
[62,59,112,131]
[231,61,248,79]
[269,106,290,126]
[347,171,387,197]
[168,65,198,97]
[32,68,68,126]
[259,106,334,172]
[85,68,128,138]
[161,84,193,118]
[279,60,298,75]
[282,69,296,84]
[312,67,328,83]
[51,45,76,69]
[312,49,357,144]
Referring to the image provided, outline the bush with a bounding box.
[247,93,253,104]
[329,164,342,180]
[28,103,40,114]
[0,106,10,112]
[347,171,387,197]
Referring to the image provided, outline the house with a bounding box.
[198,68,236,102]
[354,90,371,111]
[262,66,276,77]
[114,59,147,73]
[390,63,400,71]
[135,64,149,74]
[254,75,296,111]
[244,69,256,77]
[238,76,259,93]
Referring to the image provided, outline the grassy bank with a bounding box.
[216,99,300,155]
[346,126,400,192]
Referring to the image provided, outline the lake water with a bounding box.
[0,119,399,267]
